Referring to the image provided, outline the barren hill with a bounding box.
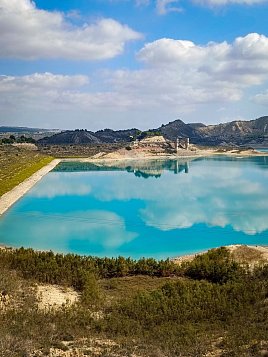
[38,116,268,147]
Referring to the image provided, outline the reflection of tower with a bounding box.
[174,160,190,174]
[175,160,179,174]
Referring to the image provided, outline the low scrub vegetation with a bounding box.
[0,247,267,356]
[0,135,36,144]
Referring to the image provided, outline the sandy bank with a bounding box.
[0,159,61,216]
[61,147,268,163]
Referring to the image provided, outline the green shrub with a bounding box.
[183,247,244,283]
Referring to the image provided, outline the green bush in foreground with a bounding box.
[0,247,267,356]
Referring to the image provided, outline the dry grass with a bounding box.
[0,145,53,196]
[37,143,126,158]
[100,275,181,302]
[228,245,268,267]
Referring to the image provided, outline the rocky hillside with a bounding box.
[38,116,268,147]
[158,116,268,146]
[195,116,268,146]
[158,119,197,140]
[95,128,140,143]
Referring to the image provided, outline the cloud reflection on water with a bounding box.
[90,159,268,235]
[30,173,92,198]
[0,210,137,251]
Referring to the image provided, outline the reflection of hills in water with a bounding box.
[53,159,193,178]
[53,155,268,177]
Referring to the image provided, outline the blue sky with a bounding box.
[0,0,268,130]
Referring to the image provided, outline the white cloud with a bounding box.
[135,0,151,5]
[110,0,268,12]
[0,73,91,112]
[1,33,268,129]
[0,0,141,60]
[138,34,268,85]
[193,0,268,6]
[0,72,89,90]
[156,0,183,14]
[253,90,268,106]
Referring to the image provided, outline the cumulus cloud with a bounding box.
[138,33,268,85]
[0,72,91,112]
[0,0,141,60]
[1,33,268,128]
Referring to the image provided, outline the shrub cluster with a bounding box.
[0,247,267,356]
[0,135,36,144]
[0,248,182,289]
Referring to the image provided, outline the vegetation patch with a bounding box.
[0,247,267,356]
[0,145,53,196]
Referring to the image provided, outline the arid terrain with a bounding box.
[0,245,267,357]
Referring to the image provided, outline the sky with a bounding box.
[0,0,268,130]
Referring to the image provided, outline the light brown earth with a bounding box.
[36,284,79,311]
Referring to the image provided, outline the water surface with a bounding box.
[257,148,268,153]
[1,156,268,259]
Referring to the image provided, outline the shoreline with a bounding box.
[0,159,61,216]
[61,149,268,164]
[0,244,268,265]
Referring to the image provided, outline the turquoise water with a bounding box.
[257,148,268,152]
[1,156,268,259]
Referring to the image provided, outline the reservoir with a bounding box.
[1,156,268,259]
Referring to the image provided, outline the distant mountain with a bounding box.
[38,130,101,145]
[38,116,268,147]
[39,128,141,145]
[0,126,55,133]
[95,128,140,143]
